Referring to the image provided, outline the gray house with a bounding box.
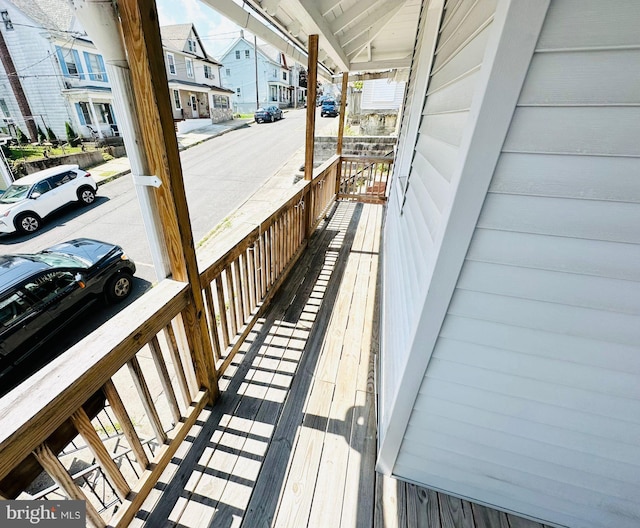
[161,24,233,129]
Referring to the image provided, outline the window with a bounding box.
[32,180,52,196]
[245,50,250,59]
[0,99,10,117]
[236,87,241,95]
[270,86,277,101]
[282,71,287,81]
[0,291,32,328]
[213,95,229,109]
[186,58,193,78]
[85,52,104,81]
[235,50,240,59]
[78,102,93,124]
[48,172,76,188]
[56,46,83,78]
[225,68,230,76]
[204,65,212,79]
[173,90,181,110]
[167,53,176,75]
[187,38,197,53]
[26,271,76,304]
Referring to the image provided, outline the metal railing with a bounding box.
[338,155,393,204]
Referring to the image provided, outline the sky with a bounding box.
[156,0,246,59]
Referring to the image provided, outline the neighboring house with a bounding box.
[378,2,640,528]
[219,34,295,114]
[349,78,406,135]
[0,0,114,141]
[54,36,118,139]
[161,24,233,128]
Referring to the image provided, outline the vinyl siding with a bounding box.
[394,1,640,527]
[380,0,495,441]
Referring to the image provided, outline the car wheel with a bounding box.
[105,272,133,303]
[15,213,41,234]
[78,186,96,205]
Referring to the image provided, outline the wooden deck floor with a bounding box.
[130,201,553,528]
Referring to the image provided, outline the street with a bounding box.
[0,107,339,392]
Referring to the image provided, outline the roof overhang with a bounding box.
[201,0,421,76]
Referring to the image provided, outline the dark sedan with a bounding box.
[254,105,283,123]
[0,238,136,384]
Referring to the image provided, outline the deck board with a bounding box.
[135,201,555,528]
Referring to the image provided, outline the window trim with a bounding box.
[186,58,194,78]
[167,52,176,75]
[173,89,182,110]
[235,50,240,60]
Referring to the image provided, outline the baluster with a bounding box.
[148,336,181,424]
[102,380,150,469]
[215,276,230,350]
[204,286,222,362]
[127,357,167,444]
[33,443,106,528]
[240,252,251,318]
[71,407,131,501]
[246,248,256,313]
[225,267,239,337]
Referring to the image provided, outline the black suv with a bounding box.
[0,239,136,385]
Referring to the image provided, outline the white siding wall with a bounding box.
[380,0,496,446]
[0,1,71,139]
[361,79,405,110]
[394,1,640,527]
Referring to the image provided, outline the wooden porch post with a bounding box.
[336,72,348,156]
[304,35,319,182]
[304,35,319,238]
[116,0,219,404]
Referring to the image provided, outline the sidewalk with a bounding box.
[90,118,252,185]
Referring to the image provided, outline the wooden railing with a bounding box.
[338,155,393,204]
[0,155,341,527]
[198,155,339,376]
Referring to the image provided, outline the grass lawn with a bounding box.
[6,144,94,161]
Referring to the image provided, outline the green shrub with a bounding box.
[15,127,27,144]
[46,127,58,142]
[65,121,77,143]
[37,125,46,143]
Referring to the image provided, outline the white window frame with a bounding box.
[204,65,211,79]
[173,89,181,110]
[167,53,176,75]
[235,50,240,59]
[245,50,250,59]
[186,58,194,78]
[86,53,104,81]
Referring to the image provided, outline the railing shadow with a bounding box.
[138,202,363,527]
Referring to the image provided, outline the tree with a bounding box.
[36,125,46,143]
[65,121,77,143]
[46,127,57,142]
[16,127,27,145]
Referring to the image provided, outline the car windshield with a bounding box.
[0,184,31,203]
[27,252,89,268]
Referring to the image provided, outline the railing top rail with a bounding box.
[0,279,190,482]
[339,155,393,163]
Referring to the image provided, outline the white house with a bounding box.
[161,24,233,130]
[0,0,113,141]
[219,34,294,114]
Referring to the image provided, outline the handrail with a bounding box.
[338,155,393,204]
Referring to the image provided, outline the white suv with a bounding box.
[0,165,98,235]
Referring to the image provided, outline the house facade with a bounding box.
[0,0,113,141]
[161,24,233,128]
[377,1,640,527]
[219,35,294,114]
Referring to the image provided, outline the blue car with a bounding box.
[321,99,338,117]
[254,105,283,123]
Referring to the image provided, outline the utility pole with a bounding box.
[254,35,259,110]
[0,13,37,142]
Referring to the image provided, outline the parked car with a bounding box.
[254,105,283,123]
[0,238,136,381]
[321,99,339,117]
[0,164,98,235]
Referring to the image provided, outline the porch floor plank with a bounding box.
[132,201,553,528]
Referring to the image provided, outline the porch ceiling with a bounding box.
[200,0,421,75]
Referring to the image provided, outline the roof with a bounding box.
[0,255,51,291]
[218,37,281,67]
[160,24,222,66]
[8,0,76,32]
[167,79,234,94]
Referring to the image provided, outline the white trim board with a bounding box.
[376,0,551,475]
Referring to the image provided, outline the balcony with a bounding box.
[0,155,550,528]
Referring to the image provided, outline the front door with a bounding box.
[190,94,198,118]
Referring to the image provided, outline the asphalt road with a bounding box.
[0,107,339,393]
